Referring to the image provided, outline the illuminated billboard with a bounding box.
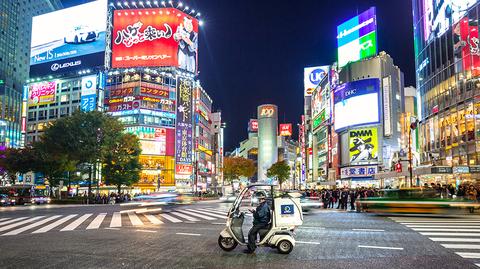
[334,78,380,131]
[453,16,480,76]
[175,77,194,167]
[337,7,377,67]
[349,127,378,164]
[112,8,199,73]
[28,81,57,107]
[80,75,97,112]
[248,119,258,133]
[279,124,292,136]
[30,0,107,76]
[304,66,329,96]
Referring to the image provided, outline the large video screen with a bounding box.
[112,8,199,73]
[337,7,377,67]
[30,0,107,76]
[334,78,380,131]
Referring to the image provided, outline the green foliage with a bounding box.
[267,160,291,189]
[0,147,37,184]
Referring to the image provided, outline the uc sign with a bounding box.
[260,106,276,118]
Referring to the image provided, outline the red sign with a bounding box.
[112,8,199,72]
[110,87,134,97]
[248,119,258,132]
[455,16,480,77]
[279,124,292,136]
[176,164,193,175]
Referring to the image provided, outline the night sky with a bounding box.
[61,0,415,151]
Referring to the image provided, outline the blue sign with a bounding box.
[80,94,96,112]
[281,204,294,215]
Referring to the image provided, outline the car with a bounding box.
[0,194,15,206]
[64,25,99,44]
[300,196,323,211]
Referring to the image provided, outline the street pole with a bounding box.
[409,127,413,188]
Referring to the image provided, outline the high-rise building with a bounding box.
[0,0,61,148]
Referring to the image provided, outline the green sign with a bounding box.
[312,110,327,130]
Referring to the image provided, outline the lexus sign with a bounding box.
[51,60,81,71]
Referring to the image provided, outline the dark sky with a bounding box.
[61,0,415,151]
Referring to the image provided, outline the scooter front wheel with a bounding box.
[218,235,238,251]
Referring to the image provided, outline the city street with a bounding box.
[1,201,480,269]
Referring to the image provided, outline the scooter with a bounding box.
[218,184,303,254]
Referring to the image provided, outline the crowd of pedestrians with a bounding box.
[303,187,379,211]
[422,182,480,201]
[79,192,132,204]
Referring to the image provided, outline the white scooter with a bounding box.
[218,184,303,254]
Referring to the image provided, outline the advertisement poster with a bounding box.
[175,77,194,170]
[304,66,329,96]
[453,16,480,76]
[80,75,97,112]
[30,0,107,76]
[248,119,258,132]
[334,78,380,131]
[349,127,378,164]
[112,8,198,72]
[337,7,377,67]
[279,124,293,136]
[28,81,57,106]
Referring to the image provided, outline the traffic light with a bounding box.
[395,163,402,173]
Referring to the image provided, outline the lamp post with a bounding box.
[409,119,418,187]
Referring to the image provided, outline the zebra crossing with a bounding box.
[0,207,228,237]
[391,216,480,267]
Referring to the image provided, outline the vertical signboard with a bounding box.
[304,66,329,97]
[175,77,194,175]
[382,76,392,136]
[80,75,97,112]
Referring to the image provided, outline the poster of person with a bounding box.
[173,16,198,73]
[349,127,378,164]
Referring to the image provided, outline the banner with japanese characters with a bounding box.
[175,77,194,175]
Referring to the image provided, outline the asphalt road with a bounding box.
[0,201,479,269]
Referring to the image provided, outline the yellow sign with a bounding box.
[198,144,213,156]
[349,127,378,164]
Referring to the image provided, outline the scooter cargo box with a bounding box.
[274,197,303,227]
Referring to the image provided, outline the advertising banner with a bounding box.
[80,75,97,112]
[30,0,107,76]
[112,8,199,73]
[340,165,377,179]
[304,66,329,96]
[175,77,194,168]
[28,81,56,106]
[337,7,377,67]
[140,139,166,155]
[349,127,378,164]
[176,164,193,175]
[279,124,293,136]
[334,78,380,131]
[453,15,480,77]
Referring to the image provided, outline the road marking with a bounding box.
[412,228,480,232]
[86,213,107,230]
[420,232,480,237]
[407,225,480,228]
[32,214,77,234]
[296,241,321,245]
[358,245,403,250]
[145,214,163,225]
[178,210,215,220]
[3,215,62,236]
[352,228,385,232]
[456,252,480,259]
[0,216,44,232]
[0,217,28,226]
[430,238,480,242]
[441,244,480,249]
[186,208,227,219]
[394,220,480,223]
[136,229,157,233]
[110,212,122,228]
[61,214,92,231]
[401,221,480,224]
[128,212,144,226]
[0,218,9,222]
[170,212,199,221]
[134,207,163,214]
[211,222,226,225]
[105,227,120,230]
[176,232,201,236]
[201,208,229,215]
[159,213,182,223]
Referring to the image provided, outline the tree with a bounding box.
[0,147,37,184]
[223,157,256,188]
[103,133,142,193]
[267,160,291,189]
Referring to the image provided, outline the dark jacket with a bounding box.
[253,201,271,225]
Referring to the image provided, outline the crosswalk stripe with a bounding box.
[3,215,62,236]
[430,238,480,243]
[32,214,77,234]
[407,225,480,228]
[0,218,9,222]
[170,211,199,221]
[110,212,122,228]
[421,232,480,237]
[188,209,227,219]
[159,213,182,223]
[441,244,480,250]
[0,216,44,232]
[402,223,480,225]
[128,212,144,226]
[86,213,107,230]
[61,214,92,231]
[394,219,480,223]
[456,252,480,259]
[411,228,480,232]
[178,210,215,220]
[145,214,163,224]
[202,208,228,214]
[401,221,480,224]
[0,217,28,226]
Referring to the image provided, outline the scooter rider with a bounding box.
[244,193,271,254]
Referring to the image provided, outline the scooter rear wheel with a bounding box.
[277,240,293,254]
[218,235,238,251]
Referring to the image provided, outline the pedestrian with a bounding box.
[349,190,356,211]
